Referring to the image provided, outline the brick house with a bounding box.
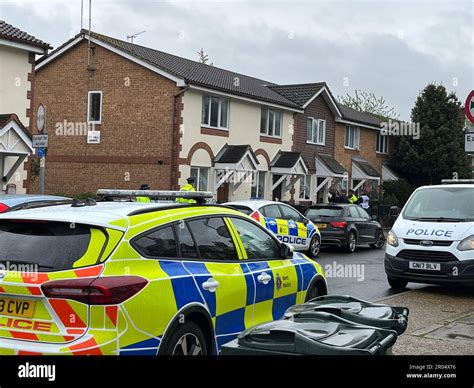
[0,21,50,194]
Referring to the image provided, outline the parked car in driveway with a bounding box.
[305,204,385,253]
[0,194,71,213]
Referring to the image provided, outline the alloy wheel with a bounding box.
[172,333,203,356]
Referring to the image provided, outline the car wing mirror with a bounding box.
[280,243,294,259]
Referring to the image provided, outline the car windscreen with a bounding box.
[227,205,253,215]
[403,187,474,221]
[0,220,105,272]
[306,207,344,218]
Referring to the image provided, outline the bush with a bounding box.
[381,179,414,208]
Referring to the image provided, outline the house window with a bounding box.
[251,171,266,199]
[376,132,389,154]
[190,166,209,191]
[260,107,282,137]
[345,125,360,149]
[87,91,102,124]
[201,95,229,129]
[306,118,326,145]
[299,174,311,200]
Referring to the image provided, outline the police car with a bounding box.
[224,200,321,258]
[385,182,474,290]
[0,190,327,355]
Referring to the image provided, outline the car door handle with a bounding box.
[202,278,219,292]
[257,272,272,285]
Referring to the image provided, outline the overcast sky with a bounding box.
[2,0,473,119]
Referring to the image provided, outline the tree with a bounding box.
[197,48,213,65]
[390,84,471,187]
[338,89,399,119]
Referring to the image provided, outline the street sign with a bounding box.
[465,90,474,124]
[87,130,101,144]
[37,148,45,158]
[36,104,46,133]
[32,134,49,148]
[465,132,474,153]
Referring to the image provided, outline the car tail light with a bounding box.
[330,221,347,229]
[250,211,261,222]
[41,276,148,305]
[0,203,9,213]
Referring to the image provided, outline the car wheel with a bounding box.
[370,229,385,249]
[304,284,320,302]
[344,232,357,253]
[159,321,208,356]
[387,276,408,291]
[306,235,321,258]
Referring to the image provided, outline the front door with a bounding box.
[217,182,230,203]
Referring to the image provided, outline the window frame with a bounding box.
[260,107,282,138]
[344,125,360,150]
[87,91,103,124]
[201,94,229,130]
[376,131,389,154]
[190,166,210,191]
[298,174,312,201]
[251,171,266,199]
[306,117,326,145]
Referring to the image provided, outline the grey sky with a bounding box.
[2,0,473,119]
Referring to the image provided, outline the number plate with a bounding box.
[0,298,36,318]
[409,261,441,271]
[316,224,327,229]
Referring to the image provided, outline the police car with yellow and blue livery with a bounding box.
[224,200,321,258]
[385,182,474,290]
[0,190,327,356]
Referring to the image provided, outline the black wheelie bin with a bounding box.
[220,311,397,355]
[284,295,409,335]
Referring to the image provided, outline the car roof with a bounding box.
[0,194,69,207]
[224,200,288,209]
[417,184,474,190]
[308,203,353,208]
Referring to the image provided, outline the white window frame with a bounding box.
[376,132,389,154]
[306,117,326,145]
[87,91,103,124]
[251,171,266,198]
[190,166,210,191]
[345,125,360,150]
[299,174,312,200]
[201,95,229,130]
[260,107,282,138]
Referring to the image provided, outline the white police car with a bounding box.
[224,200,321,258]
[385,182,474,289]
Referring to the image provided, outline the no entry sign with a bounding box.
[466,90,474,124]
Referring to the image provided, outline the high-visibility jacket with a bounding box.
[136,196,151,203]
[348,194,358,204]
[176,184,197,203]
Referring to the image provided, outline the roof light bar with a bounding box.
[96,189,214,203]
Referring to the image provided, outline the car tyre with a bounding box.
[387,276,408,291]
[370,229,386,249]
[344,231,357,253]
[306,235,321,258]
[304,284,321,302]
[159,321,208,356]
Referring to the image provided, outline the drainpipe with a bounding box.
[170,85,189,189]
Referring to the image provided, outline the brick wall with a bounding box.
[32,40,181,195]
[334,122,389,182]
[293,95,336,173]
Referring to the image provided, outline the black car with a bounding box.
[305,204,385,253]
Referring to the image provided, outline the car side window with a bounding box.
[175,222,199,259]
[133,226,177,258]
[187,217,238,261]
[349,206,360,218]
[230,217,281,260]
[279,205,303,222]
[357,207,370,219]
[261,204,282,219]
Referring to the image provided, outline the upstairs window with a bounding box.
[376,132,389,154]
[306,118,326,145]
[87,91,102,124]
[345,125,360,149]
[202,95,229,129]
[260,107,282,137]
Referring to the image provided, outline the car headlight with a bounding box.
[457,235,474,251]
[387,231,399,247]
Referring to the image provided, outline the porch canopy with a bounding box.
[351,156,380,190]
[214,144,259,190]
[270,151,308,192]
[382,161,399,182]
[315,154,348,193]
[0,114,33,189]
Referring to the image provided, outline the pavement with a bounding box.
[316,245,474,355]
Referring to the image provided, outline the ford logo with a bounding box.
[419,240,434,247]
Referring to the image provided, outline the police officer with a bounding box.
[136,184,151,203]
[348,189,359,204]
[359,190,370,209]
[176,177,197,204]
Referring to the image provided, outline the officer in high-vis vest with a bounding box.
[348,189,359,204]
[176,177,197,204]
[136,184,151,203]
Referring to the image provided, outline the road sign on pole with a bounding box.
[465,90,474,124]
[36,104,46,133]
[32,134,49,148]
